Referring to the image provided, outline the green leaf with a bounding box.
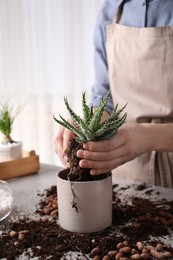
[53,115,86,141]
[53,90,127,143]
[82,92,91,124]
[89,90,110,131]
[0,102,23,136]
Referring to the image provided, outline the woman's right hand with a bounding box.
[54,119,74,167]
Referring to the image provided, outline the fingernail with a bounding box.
[90,170,95,175]
[63,156,68,166]
[80,160,87,168]
[66,163,70,168]
[83,144,87,149]
[77,150,82,158]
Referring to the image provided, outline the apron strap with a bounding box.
[152,119,173,188]
[113,0,126,24]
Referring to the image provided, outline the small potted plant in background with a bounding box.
[0,101,23,162]
[53,91,127,233]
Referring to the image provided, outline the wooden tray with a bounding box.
[0,150,40,180]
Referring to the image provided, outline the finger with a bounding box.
[79,156,124,170]
[54,127,67,166]
[61,118,76,154]
[77,149,113,161]
[63,127,74,154]
[83,132,124,152]
[77,144,126,161]
[90,167,113,176]
[55,125,64,155]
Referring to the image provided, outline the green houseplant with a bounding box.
[54,91,127,233]
[0,102,23,162]
[54,90,127,181]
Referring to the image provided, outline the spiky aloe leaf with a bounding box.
[94,113,127,139]
[82,92,91,125]
[97,129,118,140]
[110,103,127,121]
[64,97,83,127]
[53,115,86,140]
[98,105,127,133]
[53,115,94,143]
[64,97,93,138]
[99,103,127,129]
[89,105,94,119]
[53,91,127,143]
[88,90,110,131]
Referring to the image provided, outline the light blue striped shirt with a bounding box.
[91,0,173,113]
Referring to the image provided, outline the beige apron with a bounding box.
[106,1,173,188]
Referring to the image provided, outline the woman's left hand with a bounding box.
[77,122,152,175]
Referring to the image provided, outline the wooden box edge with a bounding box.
[0,150,40,180]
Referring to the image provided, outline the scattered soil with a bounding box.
[0,183,173,260]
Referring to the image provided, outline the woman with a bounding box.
[55,0,173,188]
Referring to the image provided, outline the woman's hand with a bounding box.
[54,110,110,167]
[77,123,152,175]
[54,119,74,167]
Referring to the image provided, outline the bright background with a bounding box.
[0,0,104,166]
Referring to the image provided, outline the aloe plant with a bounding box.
[0,102,23,144]
[53,90,127,181]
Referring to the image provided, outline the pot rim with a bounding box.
[57,168,112,184]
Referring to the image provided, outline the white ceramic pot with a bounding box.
[0,141,22,162]
[57,169,112,233]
